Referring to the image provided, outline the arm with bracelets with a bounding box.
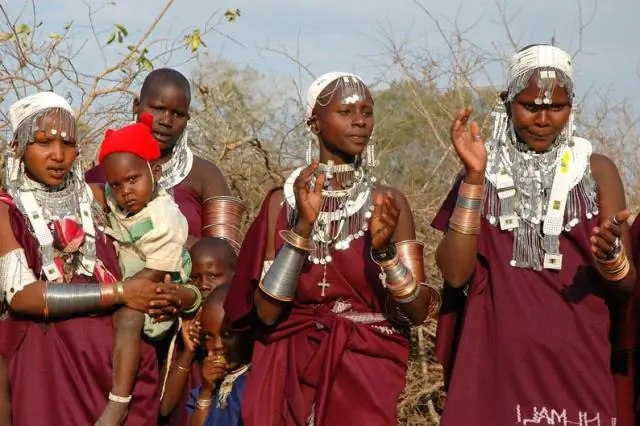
[0,205,180,318]
[368,186,441,325]
[201,196,247,254]
[436,108,487,288]
[435,176,484,288]
[252,166,323,326]
[589,154,635,293]
[372,240,441,322]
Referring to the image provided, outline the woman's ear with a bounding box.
[151,162,162,182]
[307,116,320,135]
[499,91,512,118]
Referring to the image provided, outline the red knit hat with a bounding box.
[98,112,161,165]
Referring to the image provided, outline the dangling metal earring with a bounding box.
[365,132,377,169]
[10,156,20,182]
[490,102,509,143]
[305,127,314,165]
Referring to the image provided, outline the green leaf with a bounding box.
[50,33,62,40]
[117,32,123,43]
[127,44,136,51]
[190,36,200,52]
[115,24,128,37]
[223,8,241,22]
[16,24,31,35]
[141,57,153,71]
[63,21,73,30]
[106,31,116,45]
[0,33,13,41]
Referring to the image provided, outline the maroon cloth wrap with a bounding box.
[224,189,410,426]
[0,198,159,426]
[432,176,637,426]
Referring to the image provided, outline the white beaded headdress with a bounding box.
[305,72,377,168]
[484,45,597,271]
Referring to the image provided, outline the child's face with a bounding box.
[103,152,160,214]
[190,253,234,299]
[200,305,247,371]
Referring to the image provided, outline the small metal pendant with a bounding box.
[543,253,562,270]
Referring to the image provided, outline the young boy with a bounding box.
[160,237,237,423]
[187,283,253,426]
[189,237,237,299]
[93,112,201,426]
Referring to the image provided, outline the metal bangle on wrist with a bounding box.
[182,284,202,315]
[44,282,119,318]
[259,229,312,302]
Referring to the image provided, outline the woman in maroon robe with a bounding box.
[0,92,190,426]
[433,44,636,425]
[223,72,440,426]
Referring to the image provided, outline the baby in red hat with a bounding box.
[93,113,201,425]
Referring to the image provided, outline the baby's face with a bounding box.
[103,152,156,214]
[190,255,234,299]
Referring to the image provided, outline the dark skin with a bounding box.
[189,304,252,426]
[437,71,635,294]
[132,80,231,247]
[189,240,236,299]
[95,152,198,426]
[1,116,181,318]
[254,83,433,326]
[160,249,235,417]
[102,152,161,215]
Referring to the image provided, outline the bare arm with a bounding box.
[590,154,635,294]
[253,190,289,326]
[160,350,197,416]
[188,386,213,426]
[1,203,180,317]
[385,188,437,325]
[435,172,483,288]
[193,156,231,199]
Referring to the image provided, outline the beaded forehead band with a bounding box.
[506,45,574,105]
[8,92,77,156]
[306,71,369,119]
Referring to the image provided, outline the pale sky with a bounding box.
[5,0,640,110]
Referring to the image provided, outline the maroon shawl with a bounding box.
[0,198,159,426]
[433,177,637,426]
[224,189,410,426]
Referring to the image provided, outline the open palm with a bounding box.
[294,163,326,229]
[451,107,487,173]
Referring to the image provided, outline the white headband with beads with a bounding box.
[306,71,364,118]
[506,45,574,104]
[9,92,75,131]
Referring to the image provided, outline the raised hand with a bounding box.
[451,107,487,175]
[293,162,326,237]
[370,192,400,250]
[591,209,629,260]
[181,317,202,353]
